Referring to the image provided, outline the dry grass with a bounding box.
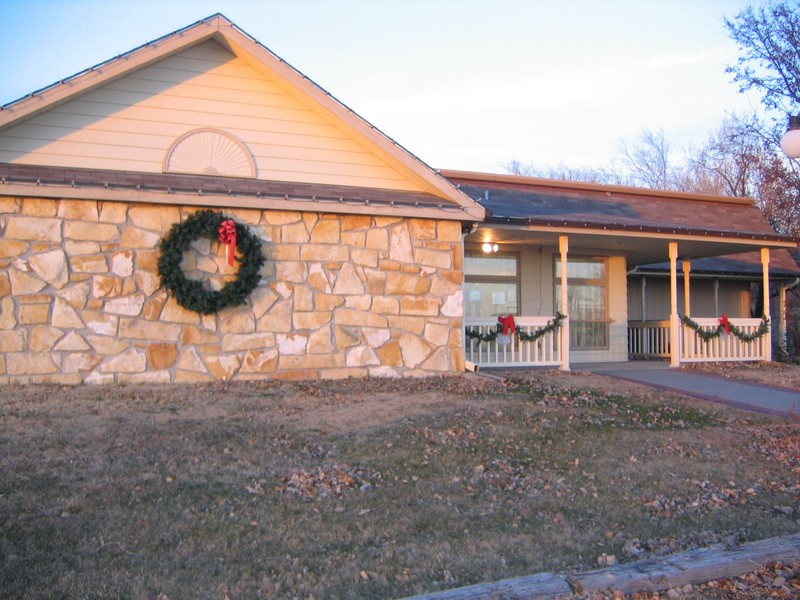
[1,368,799,599]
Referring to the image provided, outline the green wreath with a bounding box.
[158,210,265,314]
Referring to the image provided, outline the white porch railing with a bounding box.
[464,316,561,367]
[680,317,768,362]
[628,320,671,358]
[628,318,769,362]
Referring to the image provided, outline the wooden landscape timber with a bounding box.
[402,532,800,599]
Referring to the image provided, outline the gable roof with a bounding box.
[444,170,798,263]
[0,14,483,221]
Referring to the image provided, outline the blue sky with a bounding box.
[1,0,763,173]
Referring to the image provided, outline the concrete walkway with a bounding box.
[588,361,800,417]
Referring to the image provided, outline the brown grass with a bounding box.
[1,367,799,599]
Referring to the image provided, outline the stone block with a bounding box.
[58,200,98,221]
[18,303,50,324]
[105,294,145,316]
[9,268,46,295]
[119,318,180,341]
[315,293,344,311]
[320,367,369,380]
[136,249,160,270]
[421,347,451,372]
[281,221,310,243]
[30,326,64,351]
[146,343,179,369]
[437,221,462,242]
[64,221,119,242]
[54,331,90,351]
[307,263,332,292]
[275,333,308,355]
[119,371,172,384]
[334,308,387,328]
[350,248,377,267]
[174,370,213,383]
[375,340,402,366]
[222,333,274,352]
[400,296,440,316]
[368,365,400,378]
[86,335,129,355]
[71,254,108,273]
[293,311,332,330]
[204,354,241,380]
[100,348,147,373]
[0,274,8,298]
[310,219,340,244]
[342,231,366,248]
[240,349,279,374]
[263,211,301,225]
[0,198,21,214]
[385,272,431,295]
[176,348,207,373]
[342,215,372,231]
[92,275,123,298]
[110,250,134,276]
[84,372,115,385]
[399,334,432,369]
[270,244,300,261]
[424,322,451,347]
[220,311,255,334]
[0,297,16,330]
[389,224,414,263]
[332,262,364,295]
[307,326,335,354]
[181,326,220,345]
[64,353,102,373]
[346,345,380,367]
[279,354,344,370]
[365,228,388,251]
[64,241,100,256]
[119,225,160,248]
[256,299,293,333]
[160,297,201,324]
[441,291,463,317]
[277,261,308,283]
[409,219,437,240]
[6,352,59,375]
[300,244,349,262]
[415,247,451,269]
[141,292,166,320]
[0,330,26,352]
[129,206,180,232]
[99,202,128,223]
[21,199,56,217]
[26,250,68,289]
[371,296,399,315]
[0,239,28,259]
[344,295,372,311]
[387,315,426,335]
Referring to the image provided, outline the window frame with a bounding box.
[554,256,611,350]
[464,250,521,317]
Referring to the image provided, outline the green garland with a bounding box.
[467,312,566,344]
[158,210,265,314]
[680,315,770,343]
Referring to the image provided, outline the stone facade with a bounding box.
[0,196,466,384]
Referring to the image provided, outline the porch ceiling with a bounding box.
[469,224,797,267]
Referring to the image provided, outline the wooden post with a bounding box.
[682,259,691,317]
[559,235,570,371]
[669,243,680,367]
[762,248,772,362]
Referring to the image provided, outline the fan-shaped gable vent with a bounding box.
[164,129,255,178]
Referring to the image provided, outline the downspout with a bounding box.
[779,277,800,356]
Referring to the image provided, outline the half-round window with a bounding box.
[163,129,255,178]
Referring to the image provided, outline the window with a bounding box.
[464,252,519,317]
[555,257,609,349]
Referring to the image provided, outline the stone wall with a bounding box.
[0,196,466,383]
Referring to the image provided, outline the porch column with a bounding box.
[641,277,647,321]
[762,248,772,362]
[559,235,570,371]
[669,242,680,367]
[682,259,692,317]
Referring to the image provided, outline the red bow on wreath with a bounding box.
[719,314,731,335]
[498,314,516,335]
[218,219,237,266]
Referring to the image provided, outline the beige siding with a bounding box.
[0,41,423,192]
[519,246,555,316]
[628,276,751,321]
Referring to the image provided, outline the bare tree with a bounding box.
[617,129,673,189]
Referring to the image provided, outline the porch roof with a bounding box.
[444,170,799,266]
[634,249,800,281]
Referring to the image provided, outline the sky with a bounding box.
[0,0,765,174]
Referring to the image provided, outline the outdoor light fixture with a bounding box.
[482,242,499,253]
[780,115,800,158]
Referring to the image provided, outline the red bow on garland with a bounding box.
[498,314,516,335]
[218,219,237,266]
[719,314,731,335]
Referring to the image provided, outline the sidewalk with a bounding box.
[588,361,800,416]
